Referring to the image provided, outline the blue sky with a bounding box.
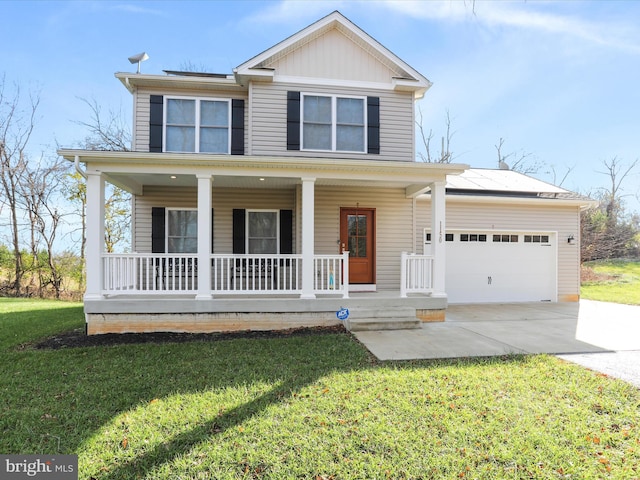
[2,0,639,213]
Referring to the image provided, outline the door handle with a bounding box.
[488,276,492,285]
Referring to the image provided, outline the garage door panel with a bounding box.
[441,231,556,304]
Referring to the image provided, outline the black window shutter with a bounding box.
[151,207,166,253]
[367,96,380,154]
[287,91,300,151]
[231,99,245,155]
[149,95,164,153]
[279,210,293,254]
[232,209,246,254]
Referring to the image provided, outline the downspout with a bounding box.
[74,155,87,179]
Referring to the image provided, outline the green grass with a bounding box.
[581,260,640,305]
[1,299,640,479]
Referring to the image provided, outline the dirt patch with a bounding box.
[33,325,348,350]
[581,265,618,283]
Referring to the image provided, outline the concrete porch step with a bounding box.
[346,306,422,331]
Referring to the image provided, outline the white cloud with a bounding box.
[379,0,640,54]
[243,0,347,25]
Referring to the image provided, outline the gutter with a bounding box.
[74,155,87,179]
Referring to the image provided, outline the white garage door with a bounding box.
[427,231,557,303]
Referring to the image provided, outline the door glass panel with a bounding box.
[347,214,367,258]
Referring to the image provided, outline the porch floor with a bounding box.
[84,291,447,334]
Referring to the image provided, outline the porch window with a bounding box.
[247,210,279,254]
[165,97,230,153]
[167,209,197,253]
[302,94,365,152]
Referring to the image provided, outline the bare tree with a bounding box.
[20,157,69,298]
[65,97,132,263]
[416,108,454,163]
[494,137,544,174]
[0,75,39,295]
[581,157,639,262]
[62,171,86,288]
[598,156,638,226]
[550,164,575,187]
[74,97,130,151]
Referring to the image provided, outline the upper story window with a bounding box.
[165,97,230,153]
[302,94,365,152]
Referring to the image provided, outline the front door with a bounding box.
[340,208,375,284]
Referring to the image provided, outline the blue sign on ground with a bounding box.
[336,307,349,321]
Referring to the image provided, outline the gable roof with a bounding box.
[234,11,432,98]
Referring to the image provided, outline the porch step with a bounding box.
[345,307,422,331]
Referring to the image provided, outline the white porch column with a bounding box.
[430,181,447,296]
[196,174,213,300]
[85,171,105,300]
[300,177,316,299]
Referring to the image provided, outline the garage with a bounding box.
[427,230,557,303]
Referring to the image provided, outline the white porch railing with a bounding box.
[101,253,349,297]
[103,254,198,294]
[211,254,301,294]
[314,252,349,297]
[400,253,434,297]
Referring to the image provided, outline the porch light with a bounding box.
[128,52,149,74]
[259,178,265,181]
[170,175,177,179]
[567,234,576,245]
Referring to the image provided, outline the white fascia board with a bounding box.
[430,193,598,209]
[59,149,468,184]
[115,72,244,93]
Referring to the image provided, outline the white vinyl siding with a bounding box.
[262,28,401,84]
[416,199,581,302]
[309,186,413,291]
[133,186,295,254]
[251,83,414,162]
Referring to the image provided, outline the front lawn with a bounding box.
[1,298,639,479]
[581,260,640,305]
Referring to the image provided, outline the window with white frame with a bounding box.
[167,209,198,253]
[165,97,230,153]
[247,210,279,254]
[302,94,365,152]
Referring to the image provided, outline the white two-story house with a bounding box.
[59,11,590,335]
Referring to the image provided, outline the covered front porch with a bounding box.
[60,150,468,334]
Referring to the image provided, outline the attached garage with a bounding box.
[417,169,596,304]
[427,230,557,303]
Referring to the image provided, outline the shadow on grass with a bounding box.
[0,304,536,479]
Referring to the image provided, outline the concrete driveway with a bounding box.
[353,300,640,387]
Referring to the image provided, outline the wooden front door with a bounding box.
[340,208,375,284]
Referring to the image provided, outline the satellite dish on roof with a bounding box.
[128,52,149,74]
[499,160,510,170]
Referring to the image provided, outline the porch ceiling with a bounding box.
[59,149,469,194]
[105,172,430,190]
